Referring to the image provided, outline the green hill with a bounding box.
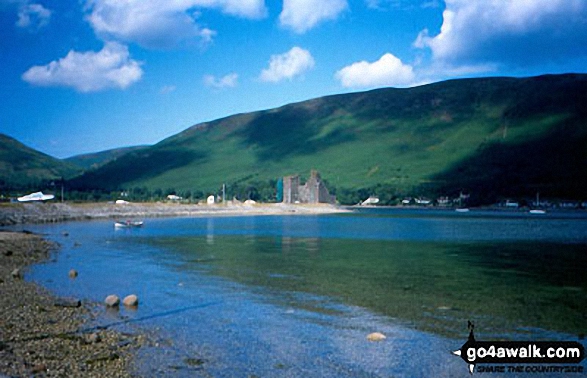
[0,133,81,190]
[66,145,149,171]
[70,74,587,204]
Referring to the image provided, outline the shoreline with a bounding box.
[0,202,352,227]
[0,231,147,377]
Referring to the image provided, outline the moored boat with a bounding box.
[114,220,144,228]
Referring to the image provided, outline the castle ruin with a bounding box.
[282,170,336,204]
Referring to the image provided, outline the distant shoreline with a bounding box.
[2,202,585,227]
[0,202,352,226]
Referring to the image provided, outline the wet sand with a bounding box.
[0,231,146,377]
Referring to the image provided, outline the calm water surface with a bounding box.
[10,209,587,377]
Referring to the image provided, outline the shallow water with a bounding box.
[9,209,587,377]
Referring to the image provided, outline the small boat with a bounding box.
[455,208,470,213]
[114,220,144,228]
[17,191,55,202]
[529,209,546,214]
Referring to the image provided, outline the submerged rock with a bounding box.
[366,332,386,342]
[68,269,78,278]
[54,298,81,308]
[123,294,139,307]
[104,295,120,307]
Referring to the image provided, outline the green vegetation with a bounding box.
[0,133,80,192]
[68,74,587,204]
[3,74,587,205]
[65,145,148,171]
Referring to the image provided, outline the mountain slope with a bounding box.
[0,134,81,188]
[70,74,587,203]
[66,145,149,171]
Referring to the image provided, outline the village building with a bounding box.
[282,170,336,204]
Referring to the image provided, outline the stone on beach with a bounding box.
[123,294,139,307]
[84,332,101,344]
[366,332,386,342]
[104,295,120,307]
[68,269,78,278]
[11,268,21,279]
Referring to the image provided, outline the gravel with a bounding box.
[0,231,147,377]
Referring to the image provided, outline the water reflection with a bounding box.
[206,217,214,245]
[155,236,587,339]
[278,236,320,255]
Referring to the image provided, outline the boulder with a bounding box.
[123,294,139,307]
[366,332,386,342]
[104,295,120,307]
[68,269,78,278]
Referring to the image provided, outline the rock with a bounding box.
[123,294,139,307]
[3,250,13,256]
[54,298,81,308]
[366,332,386,342]
[84,333,101,344]
[31,363,47,374]
[68,269,78,278]
[104,295,120,307]
[11,268,21,279]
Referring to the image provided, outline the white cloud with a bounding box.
[335,53,416,88]
[415,0,587,68]
[280,0,348,34]
[85,0,266,48]
[203,73,238,89]
[16,3,51,29]
[22,42,143,92]
[260,46,315,83]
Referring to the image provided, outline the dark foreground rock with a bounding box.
[0,231,145,377]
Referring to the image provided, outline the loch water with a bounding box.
[12,209,587,377]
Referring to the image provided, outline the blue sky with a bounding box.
[1,0,587,158]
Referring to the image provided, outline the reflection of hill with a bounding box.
[155,233,587,339]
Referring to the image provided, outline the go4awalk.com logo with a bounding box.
[453,322,585,374]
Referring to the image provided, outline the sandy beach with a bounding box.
[0,201,351,227]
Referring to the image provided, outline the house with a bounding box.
[437,196,450,206]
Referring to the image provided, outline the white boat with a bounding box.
[361,197,380,206]
[455,208,470,213]
[114,220,144,228]
[529,209,546,214]
[17,191,54,202]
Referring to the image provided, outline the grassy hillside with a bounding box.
[65,145,149,171]
[0,134,81,189]
[70,74,587,203]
